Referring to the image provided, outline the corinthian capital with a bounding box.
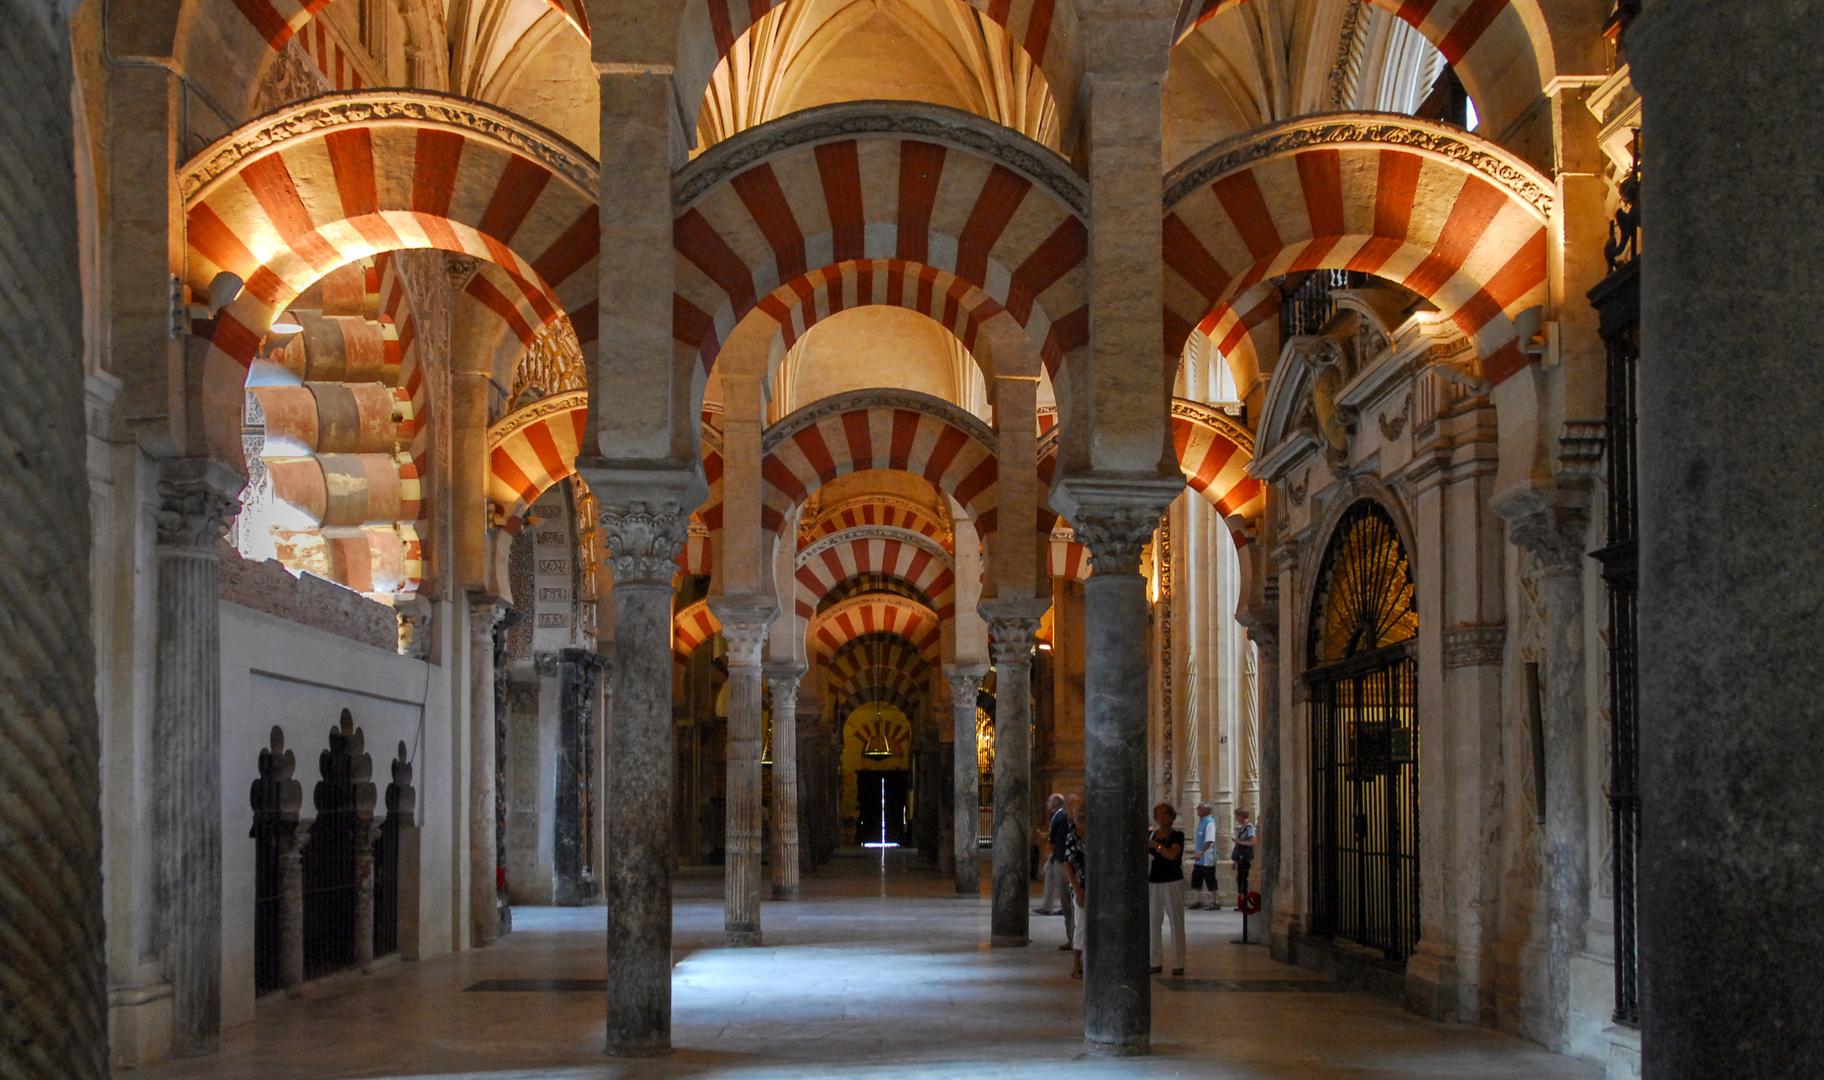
[1054,476,1183,576]
[708,595,779,668]
[1493,487,1590,575]
[156,458,245,549]
[980,597,1051,666]
[943,663,988,706]
[597,502,689,586]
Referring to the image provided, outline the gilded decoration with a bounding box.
[1307,501,1418,666]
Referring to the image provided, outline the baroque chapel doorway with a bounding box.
[1306,500,1421,962]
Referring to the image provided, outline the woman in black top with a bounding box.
[1148,802,1187,975]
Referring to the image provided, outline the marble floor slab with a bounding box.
[138,851,1600,1080]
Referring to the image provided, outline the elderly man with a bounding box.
[1034,794,1069,919]
[1189,801,1219,909]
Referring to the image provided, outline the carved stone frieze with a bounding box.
[676,101,1086,216]
[486,390,588,449]
[1443,625,1508,668]
[1171,396,1256,452]
[1164,113,1554,218]
[181,90,599,202]
[598,502,690,587]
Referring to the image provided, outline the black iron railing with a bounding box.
[1280,270,1368,341]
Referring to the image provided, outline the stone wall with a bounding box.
[219,542,398,652]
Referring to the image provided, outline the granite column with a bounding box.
[983,602,1048,946]
[712,598,777,945]
[1629,5,1824,1072]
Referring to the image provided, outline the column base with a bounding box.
[724,926,763,947]
[108,981,173,1068]
[604,1036,672,1058]
[771,884,799,901]
[991,934,1029,947]
[1085,1035,1151,1057]
[1403,946,1461,1023]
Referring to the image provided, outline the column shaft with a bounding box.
[985,604,1047,946]
[946,666,986,896]
[467,596,503,946]
[1632,5,1824,1073]
[593,498,689,1057]
[767,666,807,900]
[152,463,241,1054]
[723,662,765,943]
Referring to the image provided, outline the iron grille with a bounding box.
[301,727,359,981]
[1280,270,1369,341]
[1590,259,1640,1026]
[372,810,400,958]
[1306,500,1421,962]
[250,746,290,995]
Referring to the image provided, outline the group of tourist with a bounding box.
[1034,795,1256,980]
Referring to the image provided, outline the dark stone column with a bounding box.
[983,601,1049,947]
[590,491,690,1057]
[556,648,607,905]
[1631,5,1824,1075]
[466,592,508,947]
[1066,480,1179,1057]
[154,459,243,1053]
[944,664,987,895]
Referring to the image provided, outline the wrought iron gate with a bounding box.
[302,723,359,980]
[1306,500,1421,962]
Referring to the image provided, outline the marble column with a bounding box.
[592,494,690,1056]
[1632,5,1824,1073]
[154,459,243,1053]
[983,601,1049,946]
[1068,480,1179,1057]
[945,664,988,896]
[712,597,777,945]
[766,663,809,900]
[467,591,508,947]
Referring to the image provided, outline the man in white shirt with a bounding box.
[1189,802,1219,909]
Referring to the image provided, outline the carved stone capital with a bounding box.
[942,663,988,707]
[1494,488,1591,574]
[764,662,809,711]
[708,596,780,669]
[597,502,690,587]
[1443,625,1507,668]
[466,588,511,638]
[1056,476,1183,576]
[533,650,562,678]
[156,458,244,549]
[980,597,1051,667]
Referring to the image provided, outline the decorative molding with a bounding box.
[1164,113,1554,219]
[1286,472,1309,507]
[598,502,689,587]
[486,390,588,450]
[1172,396,1256,452]
[1558,421,1607,477]
[796,525,953,569]
[675,101,1087,217]
[1443,625,1507,668]
[1378,394,1412,442]
[763,387,997,456]
[181,90,599,203]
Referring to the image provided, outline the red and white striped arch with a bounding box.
[1170,0,1548,136]
[1048,537,1091,580]
[801,497,951,552]
[761,392,999,536]
[795,527,957,620]
[811,596,943,664]
[673,113,1088,381]
[229,0,587,54]
[1163,117,1552,389]
[834,685,924,722]
[455,262,568,385]
[674,598,721,664]
[182,92,599,458]
[1172,400,1262,530]
[486,392,588,528]
[825,635,934,705]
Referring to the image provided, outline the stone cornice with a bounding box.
[1163,113,1554,220]
[181,90,600,204]
[487,390,588,451]
[796,525,953,570]
[764,388,997,457]
[676,101,1087,217]
[1172,396,1255,453]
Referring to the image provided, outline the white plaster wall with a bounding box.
[218,602,450,1028]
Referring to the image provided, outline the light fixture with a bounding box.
[269,311,304,334]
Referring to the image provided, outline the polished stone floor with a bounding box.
[141,851,1600,1079]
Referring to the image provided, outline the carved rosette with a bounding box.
[156,468,244,549]
[598,502,689,587]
